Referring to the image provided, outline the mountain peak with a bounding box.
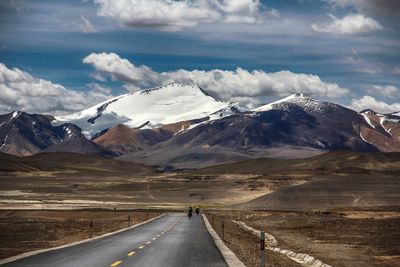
[276,93,311,102]
[54,83,230,137]
[253,93,322,113]
[11,111,21,118]
[360,109,378,115]
[290,93,306,98]
[140,83,199,94]
[138,83,220,101]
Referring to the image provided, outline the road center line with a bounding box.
[127,251,136,256]
[138,246,145,249]
[110,260,123,267]
[146,241,151,244]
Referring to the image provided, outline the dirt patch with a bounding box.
[343,211,400,220]
[0,210,161,260]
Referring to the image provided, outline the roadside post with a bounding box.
[90,220,93,238]
[260,231,265,267]
[221,220,225,241]
[128,215,131,227]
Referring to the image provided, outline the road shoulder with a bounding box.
[202,214,246,267]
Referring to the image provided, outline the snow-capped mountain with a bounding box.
[54,83,237,138]
[157,93,374,152]
[2,88,400,167]
[117,94,378,168]
[253,93,343,114]
[0,111,81,156]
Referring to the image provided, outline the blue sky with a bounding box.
[0,0,399,114]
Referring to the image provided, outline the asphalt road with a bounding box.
[3,213,228,267]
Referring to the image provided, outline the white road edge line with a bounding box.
[202,214,246,267]
[0,214,166,265]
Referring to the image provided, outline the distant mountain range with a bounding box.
[1,83,399,168]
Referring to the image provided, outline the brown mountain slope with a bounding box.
[0,152,155,174]
[93,124,147,153]
[359,110,400,152]
[93,121,194,154]
[42,135,117,157]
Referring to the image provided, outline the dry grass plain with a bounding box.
[0,172,274,210]
[206,210,400,267]
[0,151,399,265]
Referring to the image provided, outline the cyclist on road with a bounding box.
[188,206,193,219]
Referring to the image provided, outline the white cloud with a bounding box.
[63,14,98,34]
[83,52,161,88]
[83,52,350,108]
[350,95,400,113]
[342,51,397,75]
[366,85,400,100]
[0,63,113,115]
[356,67,383,74]
[94,0,275,31]
[79,15,97,33]
[86,83,113,95]
[312,13,383,35]
[325,0,370,9]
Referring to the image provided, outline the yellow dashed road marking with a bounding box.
[110,261,123,267]
[112,217,182,263]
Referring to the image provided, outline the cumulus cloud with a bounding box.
[350,95,400,113]
[312,13,383,35]
[83,52,350,108]
[0,63,113,115]
[94,0,276,31]
[83,52,161,88]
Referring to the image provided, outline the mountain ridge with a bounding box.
[2,84,400,168]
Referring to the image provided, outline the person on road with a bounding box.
[188,206,193,219]
[195,206,200,215]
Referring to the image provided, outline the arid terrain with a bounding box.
[0,151,399,265]
[206,209,400,267]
